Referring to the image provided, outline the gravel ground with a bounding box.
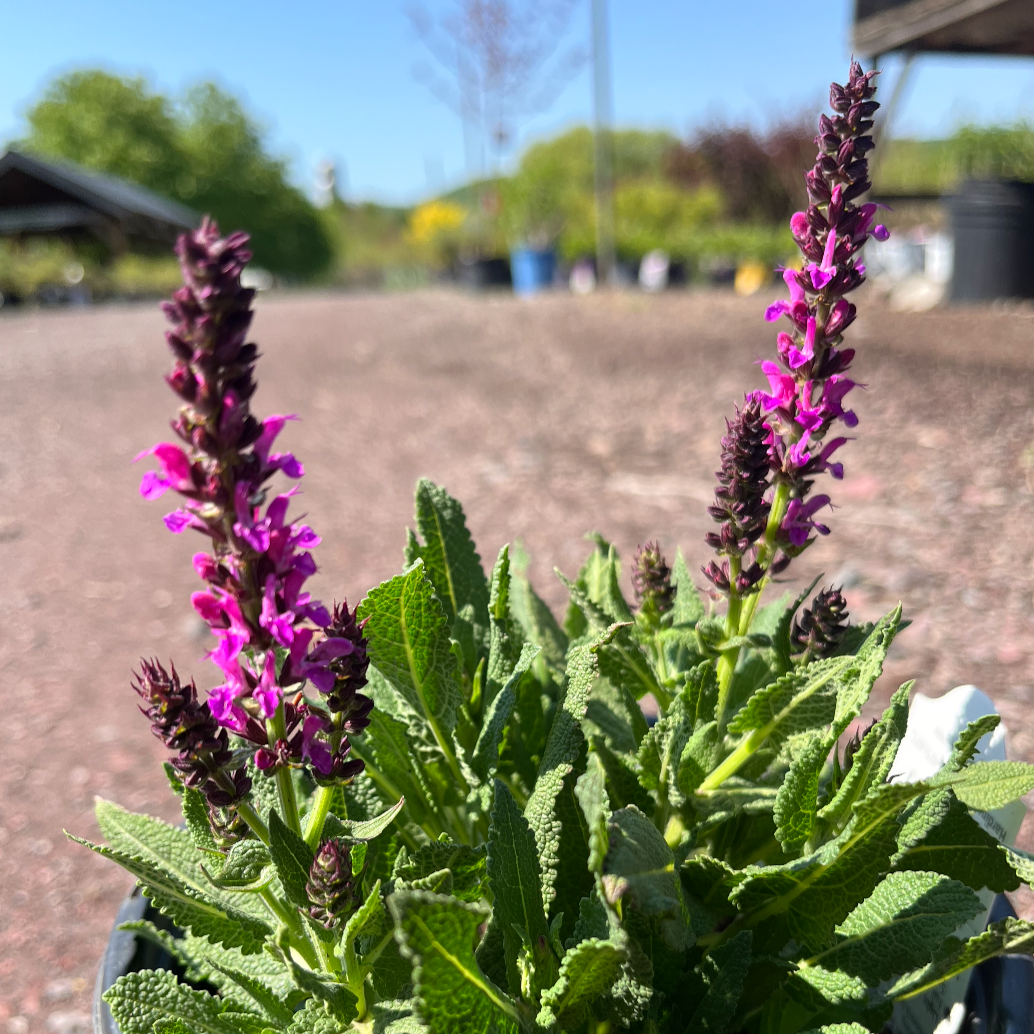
[2,287,1034,1026]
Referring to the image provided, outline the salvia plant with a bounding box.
[73,61,1034,1034]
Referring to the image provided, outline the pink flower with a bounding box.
[135,443,194,500]
[164,509,205,534]
[301,714,333,775]
[782,495,832,547]
[809,230,838,290]
[758,360,799,412]
[255,415,304,479]
[253,651,281,718]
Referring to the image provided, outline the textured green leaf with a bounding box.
[393,842,487,902]
[342,878,387,950]
[801,1026,872,1034]
[102,970,247,1034]
[819,681,911,826]
[774,733,833,851]
[70,806,270,954]
[583,670,650,754]
[339,798,407,841]
[268,810,314,909]
[287,999,352,1034]
[890,917,1034,1000]
[388,891,520,1033]
[525,626,615,914]
[407,478,490,631]
[603,805,691,949]
[472,643,539,781]
[686,929,752,1034]
[637,693,691,808]
[348,709,443,827]
[895,795,1019,892]
[944,713,1002,773]
[575,751,610,875]
[508,563,568,672]
[671,547,705,627]
[487,779,551,996]
[485,545,525,703]
[576,535,634,625]
[152,1019,200,1034]
[202,839,274,892]
[182,786,222,857]
[206,960,295,1025]
[358,562,464,737]
[286,959,358,1023]
[371,999,427,1034]
[932,760,1034,811]
[538,938,625,1029]
[592,736,655,815]
[801,871,981,987]
[683,662,720,729]
[729,608,900,748]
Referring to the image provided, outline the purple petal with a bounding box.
[163,509,195,532]
[141,472,170,500]
[872,225,890,242]
[765,301,790,323]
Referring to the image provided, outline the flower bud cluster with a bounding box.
[306,839,362,928]
[758,61,888,569]
[135,219,371,784]
[632,541,676,619]
[790,586,850,662]
[702,395,772,596]
[133,659,251,808]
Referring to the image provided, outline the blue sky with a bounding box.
[2,1,1034,204]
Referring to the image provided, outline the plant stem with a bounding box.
[268,704,302,833]
[235,799,270,845]
[696,728,766,794]
[304,785,334,850]
[260,887,319,969]
[342,938,367,1019]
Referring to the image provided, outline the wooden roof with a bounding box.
[0,150,197,245]
[854,0,1034,57]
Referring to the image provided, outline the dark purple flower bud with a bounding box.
[829,82,850,113]
[790,586,850,662]
[306,839,361,928]
[133,659,252,810]
[701,559,731,593]
[842,718,878,775]
[632,541,676,620]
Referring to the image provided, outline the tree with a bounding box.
[409,0,585,173]
[18,71,332,278]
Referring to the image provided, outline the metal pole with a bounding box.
[591,0,615,287]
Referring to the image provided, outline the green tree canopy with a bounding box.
[18,70,331,278]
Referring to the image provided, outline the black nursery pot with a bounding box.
[93,890,1034,1034]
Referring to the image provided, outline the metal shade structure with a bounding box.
[0,149,198,251]
[854,0,1034,58]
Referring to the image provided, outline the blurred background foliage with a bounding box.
[7,67,1034,297]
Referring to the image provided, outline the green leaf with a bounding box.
[359,562,465,738]
[637,693,691,807]
[890,917,1034,1000]
[288,998,353,1034]
[206,960,295,1025]
[371,999,427,1034]
[336,798,407,841]
[538,938,625,1029]
[592,736,655,815]
[683,662,720,728]
[485,545,525,703]
[729,608,901,747]
[286,958,358,1023]
[488,779,552,997]
[768,577,822,673]
[524,626,615,914]
[583,670,650,754]
[895,794,1019,893]
[393,842,488,902]
[102,970,247,1034]
[774,732,834,852]
[408,478,490,632]
[575,535,634,625]
[472,643,539,781]
[268,810,314,909]
[343,878,386,948]
[686,930,752,1033]
[819,681,912,827]
[182,786,222,857]
[671,547,705,627]
[944,714,1002,773]
[603,805,691,950]
[801,1026,872,1034]
[932,760,1034,811]
[203,839,274,893]
[508,562,568,672]
[800,871,981,988]
[388,890,520,1033]
[69,804,270,954]
[575,751,610,875]
[152,1020,199,1034]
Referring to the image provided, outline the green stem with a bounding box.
[342,938,367,1019]
[268,705,302,833]
[260,888,319,969]
[304,785,335,850]
[696,728,766,794]
[235,800,270,846]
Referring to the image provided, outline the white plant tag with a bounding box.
[889,685,1026,1034]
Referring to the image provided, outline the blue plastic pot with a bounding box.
[510,248,555,296]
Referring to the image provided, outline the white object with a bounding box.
[638,249,670,292]
[241,267,274,291]
[569,258,596,295]
[890,685,1025,1034]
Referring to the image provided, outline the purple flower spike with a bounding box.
[134,217,372,786]
[706,61,883,596]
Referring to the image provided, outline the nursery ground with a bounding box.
[3,287,1034,1026]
